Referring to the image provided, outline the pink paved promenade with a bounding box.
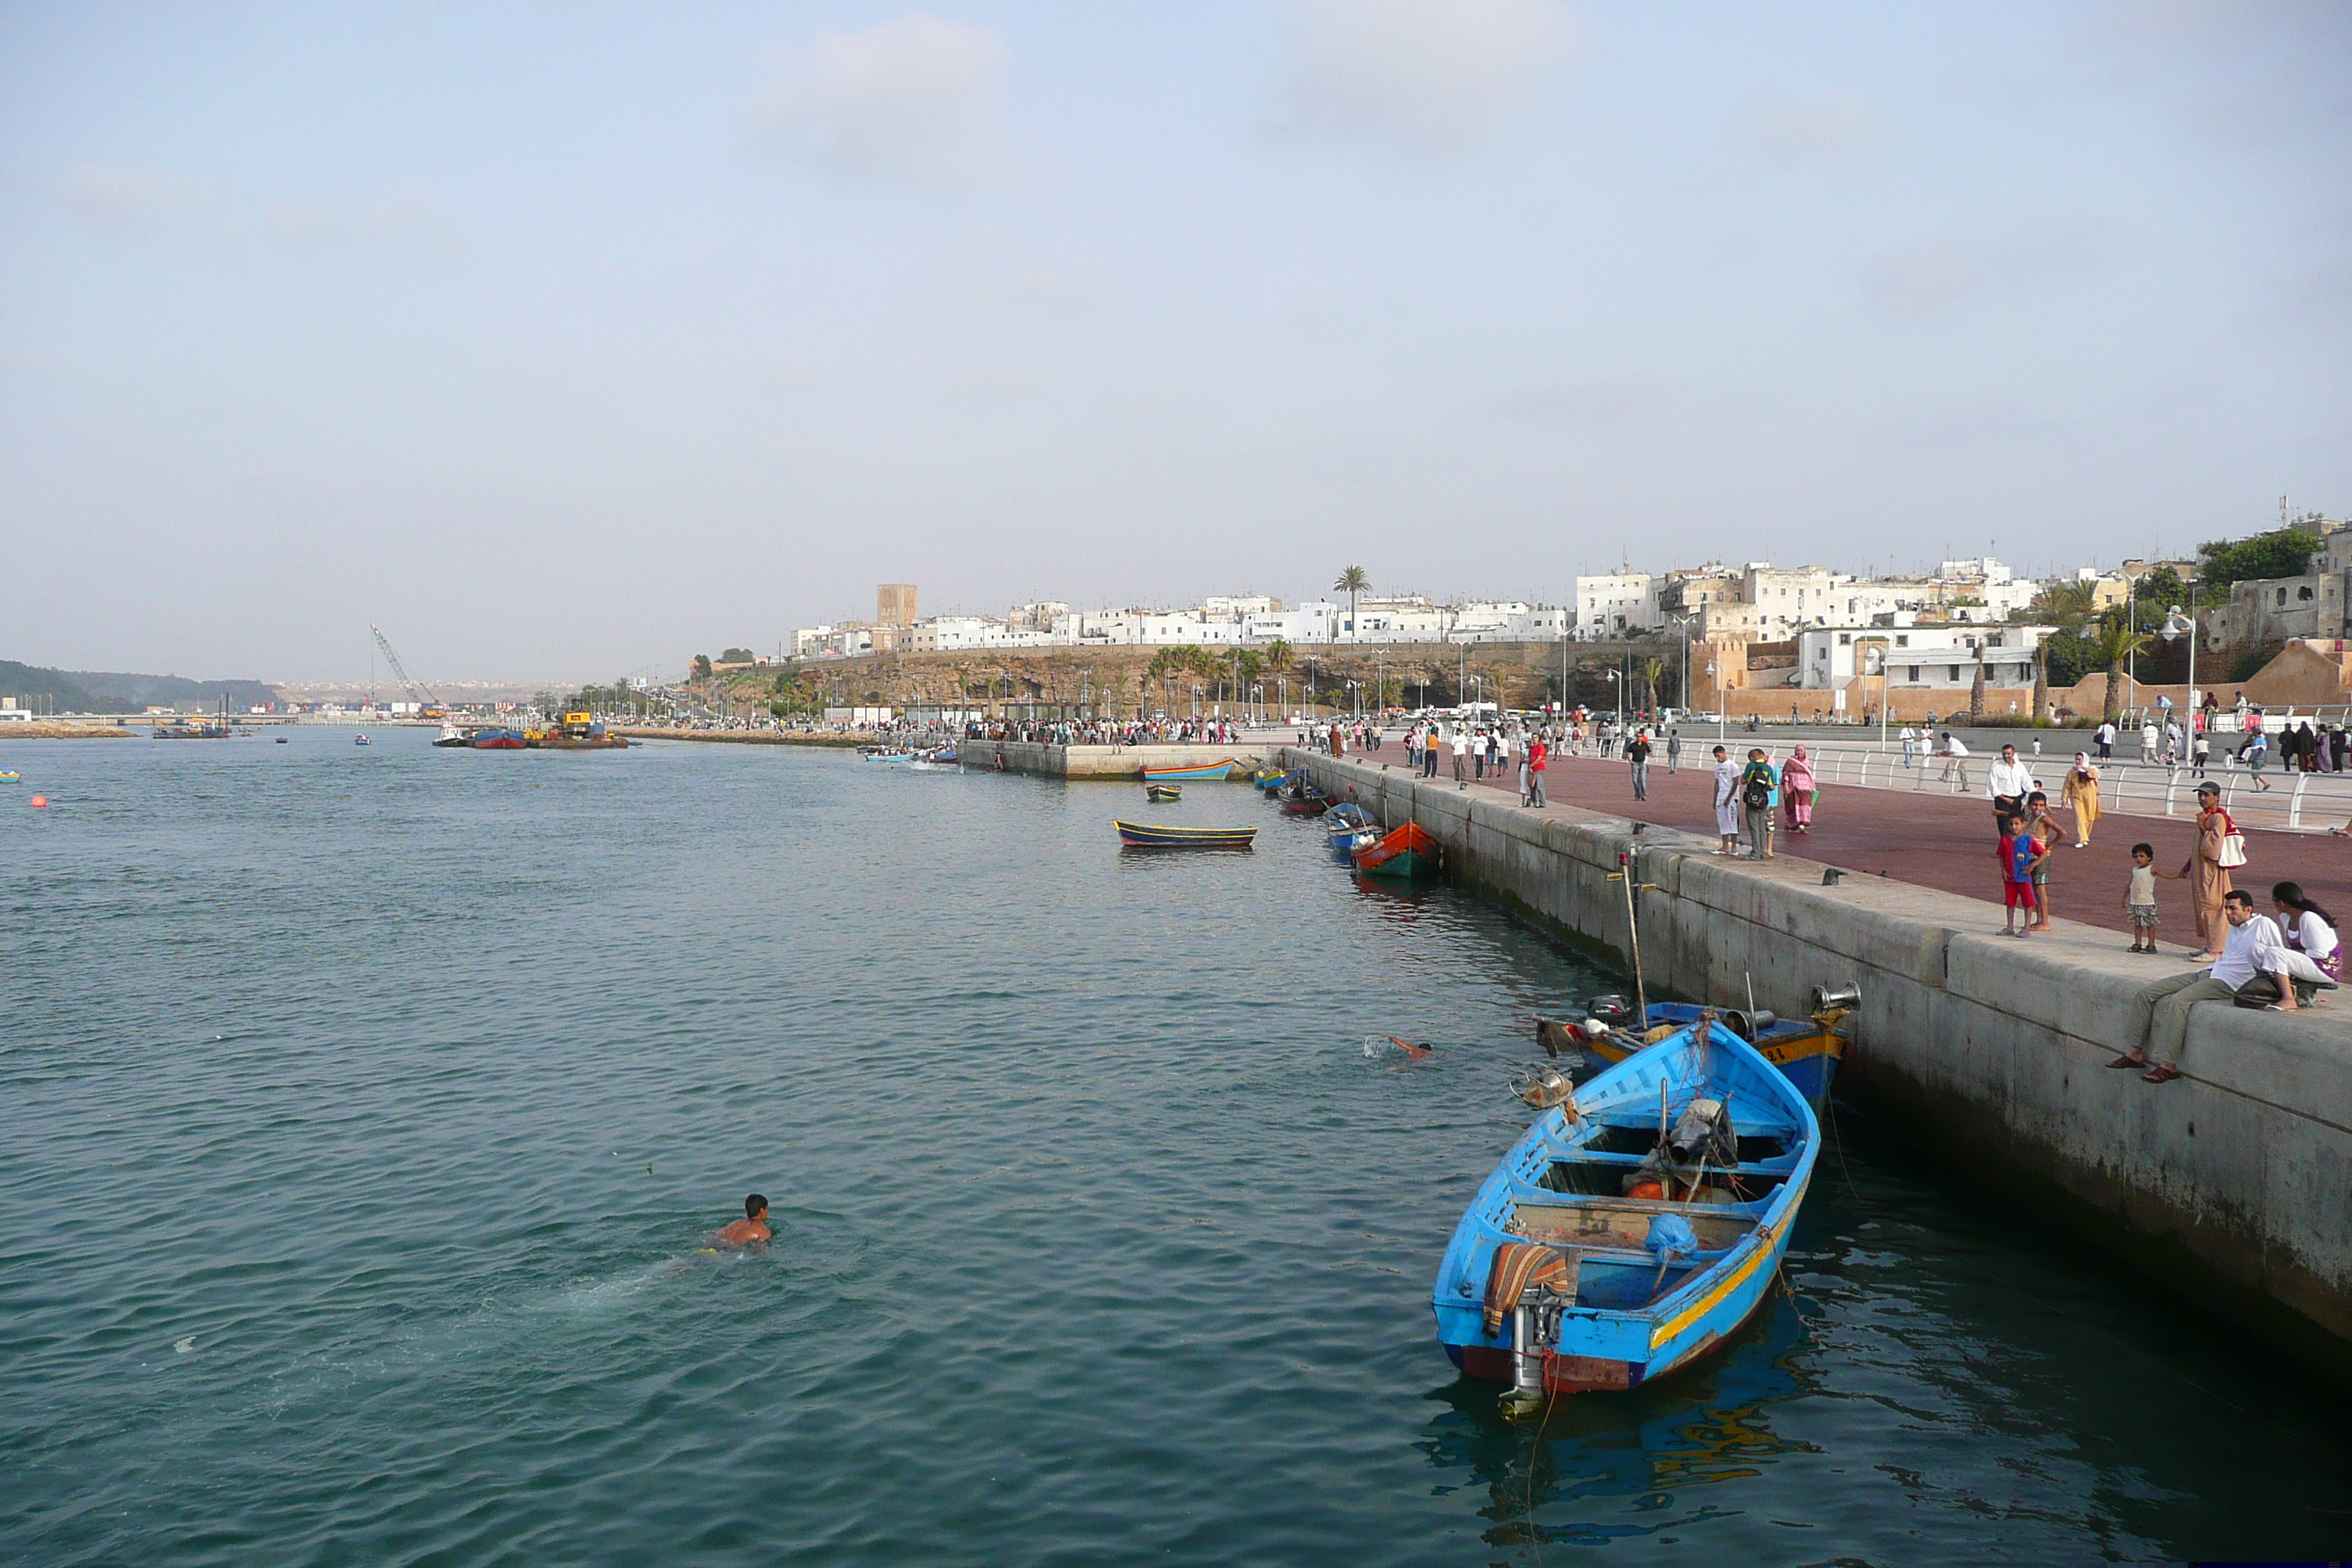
[1358,742,2352,949]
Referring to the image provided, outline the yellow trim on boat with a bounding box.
[1647,1174,1810,1349]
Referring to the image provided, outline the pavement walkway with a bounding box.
[1349,742,2352,953]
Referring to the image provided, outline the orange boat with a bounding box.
[1353,821,1439,880]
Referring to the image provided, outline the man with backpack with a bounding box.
[1738,747,1778,860]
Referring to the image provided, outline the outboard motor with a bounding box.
[1587,995,1634,1029]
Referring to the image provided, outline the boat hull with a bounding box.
[1139,758,1242,783]
[1145,784,1183,802]
[1113,819,1257,849]
[1354,821,1439,880]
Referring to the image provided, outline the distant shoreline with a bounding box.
[0,723,135,739]
[613,727,867,748]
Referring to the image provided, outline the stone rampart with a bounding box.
[954,740,1275,778]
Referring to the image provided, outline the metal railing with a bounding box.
[1751,739,2352,834]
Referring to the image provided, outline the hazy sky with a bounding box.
[3,2,2346,682]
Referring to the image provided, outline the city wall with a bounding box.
[955,739,1276,778]
[1280,747,2352,1376]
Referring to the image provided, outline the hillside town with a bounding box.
[758,506,2351,725]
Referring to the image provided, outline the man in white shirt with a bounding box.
[1937,731,1971,791]
[2096,720,2117,759]
[1450,727,1469,788]
[2114,890,2296,1082]
[1986,744,2035,820]
[1899,725,1918,768]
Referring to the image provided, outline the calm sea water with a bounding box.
[4,730,2348,1565]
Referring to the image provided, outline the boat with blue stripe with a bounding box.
[1139,758,1243,783]
[1539,988,1854,1105]
[1433,1012,1817,1407]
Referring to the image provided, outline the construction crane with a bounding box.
[369,624,447,718]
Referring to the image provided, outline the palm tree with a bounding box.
[2032,579,2100,630]
[1264,638,1293,676]
[1333,566,1371,641]
[2088,618,2150,725]
[1640,656,1666,714]
[2030,645,2048,724]
[1968,649,1987,725]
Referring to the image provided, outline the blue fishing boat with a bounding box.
[1139,758,1243,784]
[1539,987,1855,1105]
[1322,804,1380,859]
[1256,768,1302,795]
[1114,819,1257,850]
[1433,1013,1817,1409]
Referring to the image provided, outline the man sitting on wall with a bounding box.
[2111,890,2309,1085]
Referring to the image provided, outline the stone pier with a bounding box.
[1286,747,2352,1379]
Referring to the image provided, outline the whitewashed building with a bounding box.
[1796,624,2054,691]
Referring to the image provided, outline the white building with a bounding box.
[1795,624,2054,691]
[1571,573,1659,638]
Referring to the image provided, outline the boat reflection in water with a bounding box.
[1420,1278,1820,1552]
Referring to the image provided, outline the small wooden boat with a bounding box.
[1114,820,1257,850]
[1433,1013,1818,1408]
[0,769,19,780]
[1277,791,1329,816]
[1140,758,1242,783]
[1145,783,1183,802]
[1354,821,1438,879]
[1256,769,1303,794]
[1537,992,1853,1104]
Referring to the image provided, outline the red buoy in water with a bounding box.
[30,794,48,807]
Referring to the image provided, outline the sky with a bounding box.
[2,1,2347,684]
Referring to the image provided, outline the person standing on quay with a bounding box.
[1627,730,1652,801]
[1711,744,1741,855]
[1987,743,2035,825]
[2178,782,2238,962]
[1780,745,1816,834]
[1666,728,1681,773]
[1738,747,1778,859]
[2059,753,2100,848]
[1450,725,1469,789]
[1900,725,1918,768]
[1526,734,1548,808]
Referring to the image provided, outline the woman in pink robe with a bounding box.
[1781,745,1817,832]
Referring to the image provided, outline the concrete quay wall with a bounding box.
[955,740,1275,779]
[1286,749,2352,1371]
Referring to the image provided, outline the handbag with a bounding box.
[2215,808,2247,868]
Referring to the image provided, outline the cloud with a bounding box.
[752,13,1009,186]
[1270,0,1576,159]
[1862,227,2106,322]
[1730,91,1890,170]
[59,162,456,249]
[59,163,218,235]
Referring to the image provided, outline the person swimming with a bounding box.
[714,1194,771,1248]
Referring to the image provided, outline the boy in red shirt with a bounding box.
[1997,813,2047,937]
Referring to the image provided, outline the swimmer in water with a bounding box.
[714,1193,771,1248]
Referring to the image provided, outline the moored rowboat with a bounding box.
[1113,820,1257,849]
[1354,821,1438,879]
[1145,783,1183,802]
[1433,1014,1817,1409]
[1139,758,1243,783]
[1542,999,1852,1104]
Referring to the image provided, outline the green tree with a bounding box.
[720,647,756,665]
[2132,565,2188,613]
[1333,566,1371,639]
[2087,619,2150,724]
[1264,638,1292,675]
[692,653,712,679]
[2029,579,2100,630]
[2198,529,2318,592]
[1640,656,1665,712]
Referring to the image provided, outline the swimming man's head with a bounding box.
[744,1194,768,1220]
